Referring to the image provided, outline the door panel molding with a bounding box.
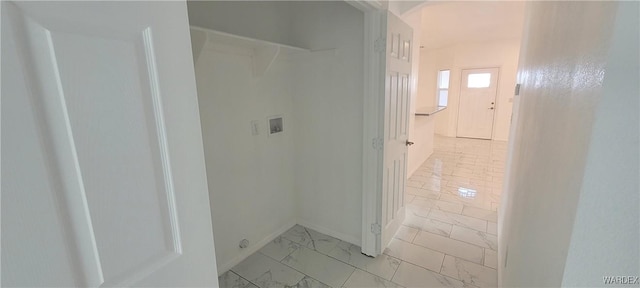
[380,11,412,251]
[5,6,106,285]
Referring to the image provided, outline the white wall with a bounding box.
[187,1,297,48]
[401,10,433,177]
[499,2,639,286]
[194,50,297,273]
[407,114,435,176]
[417,47,455,139]
[562,2,639,285]
[420,40,521,141]
[189,1,366,271]
[188,1,300,273]
[289,1,365,244]
[417,47,454,108]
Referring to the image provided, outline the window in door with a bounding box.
[467,73,491,88]
[437,69,450,107]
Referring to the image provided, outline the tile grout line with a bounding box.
[278,237,302,261]
[261,229,350,287]
[284,228,383,287]
[384,238,451,275]
[283,226,405,284]
[438,253,447,274]
[341,268,357,287]
[226,270,261,288]
[240,274,260,288]
[410,220,498,255]
[412,233,485,265]
[481,248,486,266]
[388,260,402,284]
[437,252,498,287]
[442,252,498,272]
[273,247,333,288]
[448,229,498,251]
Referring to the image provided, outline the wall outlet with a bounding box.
[250,120,260,136]
[267,115,284,136]
[239,239,249,249]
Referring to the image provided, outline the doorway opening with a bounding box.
[383,1,526,286]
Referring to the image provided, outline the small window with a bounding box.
[467,73,491,88]
[438,90,448,107]
[438,70,450,89]
[437,70,450,107]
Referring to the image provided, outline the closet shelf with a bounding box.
[190,26,309,77]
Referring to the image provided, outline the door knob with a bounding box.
[406,140,414,146]
[489,107,494,110]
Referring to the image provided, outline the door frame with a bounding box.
[454,66,502,140]
[347,0,386,256]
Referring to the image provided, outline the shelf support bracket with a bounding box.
[253,45,280,77]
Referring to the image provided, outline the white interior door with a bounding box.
[380,11,412,250]
[457,68,500,139]
[1,1,219,286]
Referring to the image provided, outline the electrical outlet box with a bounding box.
[267,115,283,136]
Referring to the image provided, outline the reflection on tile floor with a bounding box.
[218,136,507,288]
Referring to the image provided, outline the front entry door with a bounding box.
[380,11,413,251]
[2,1,219,286]
[457,68,500,139]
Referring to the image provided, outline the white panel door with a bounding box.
[381,11,412,249]
[457,68,500,139]
[1,1,219,287]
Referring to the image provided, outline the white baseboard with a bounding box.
[296,218,360,246]
[216,219,297,275]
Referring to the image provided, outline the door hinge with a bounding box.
[514,83,521,96]
[372,138,384,150]
[371,223,381,235]
[374,37,386,53]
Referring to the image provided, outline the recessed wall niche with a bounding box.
[268,115,283,135]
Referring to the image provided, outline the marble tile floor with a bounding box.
[218,136,507,288]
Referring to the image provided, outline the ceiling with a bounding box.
[419,1,526,49]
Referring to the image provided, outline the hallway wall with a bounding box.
[561,2,639,285]
[499,2,639,286]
